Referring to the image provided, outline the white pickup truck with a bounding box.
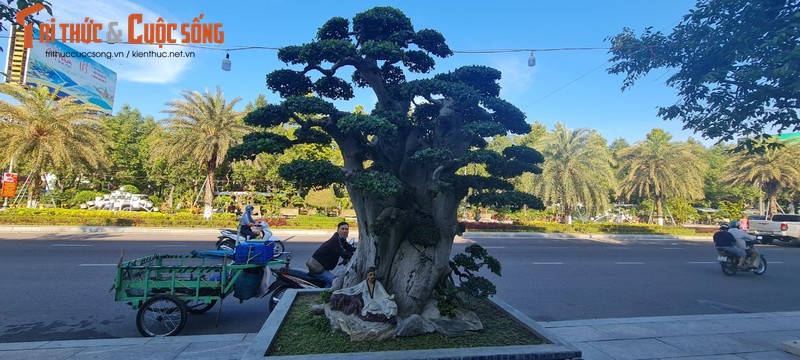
[748,214,800,245]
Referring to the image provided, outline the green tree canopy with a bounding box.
[532,123,616,223]
[607,0,800,142]
[154,87,250,215]
[617,129,706,224]
[0,83,109,205]
[724,139,800,217]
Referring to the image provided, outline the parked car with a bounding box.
[84,189,156,212]
[747,213,800,245]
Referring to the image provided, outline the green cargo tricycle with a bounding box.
[112,251,284,337]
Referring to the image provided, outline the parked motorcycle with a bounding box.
[215,220,288,259]
[265,238,356,311]
[716,238,767,276]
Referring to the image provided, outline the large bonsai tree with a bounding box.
[230,7,544,317]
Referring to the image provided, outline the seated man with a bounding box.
[329,267,397,322]
[713,223,746,268]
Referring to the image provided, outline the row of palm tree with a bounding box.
[504,123,800,223]
[1,83,798,223]
[0,83,246,214]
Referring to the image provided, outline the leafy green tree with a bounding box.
[103,105,158,192]
[229,7,544,316]
[617,129,705,225]
[154,87,250,216]
[607,0,800,142]
[701,143,760,208]
[724,140,800,217]
[0,83,109,206]
[304,187,339,211]
[531,123,616,223]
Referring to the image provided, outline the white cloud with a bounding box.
[491,55,535,99]
[47,0,192,84]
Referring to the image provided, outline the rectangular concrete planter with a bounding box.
[242,289,582,360]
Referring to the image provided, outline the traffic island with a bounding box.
[242,289,582,360]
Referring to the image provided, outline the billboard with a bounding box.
[4,27,117,114]
[1,172,18,198]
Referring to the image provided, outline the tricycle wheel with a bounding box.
[272,240,285,259]
[136,295,187,337]
[185,299,217,314]
[269,286,291,312]
[217,239,236,251]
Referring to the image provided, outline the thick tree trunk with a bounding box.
[341,176,461,318]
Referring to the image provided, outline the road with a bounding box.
[0,232,798,343]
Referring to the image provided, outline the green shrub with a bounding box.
[72,190,104,208]
[121,185,140,193]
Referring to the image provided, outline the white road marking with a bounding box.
[481,246,505,249]
[79,264,117,267]
[614,262,644,264]
[770,261,783,264]
[51,244,92,247]
[532,262,564,265]
[662,247,683,250]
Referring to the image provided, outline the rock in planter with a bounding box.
[396,314,436,337]
[325,304,396,341]
[421,299,483,337]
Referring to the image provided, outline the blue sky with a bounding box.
[7,0,711,145]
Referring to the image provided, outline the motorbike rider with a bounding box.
[239,205,257,241]
[728,221,757,267]
[306,221,356,287]
[713,223,747,268]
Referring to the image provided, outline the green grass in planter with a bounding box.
[268,293,547,356]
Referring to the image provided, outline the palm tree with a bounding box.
[155,87,249,217]
[617,129,705,225]
[0,83,109,207]
[531,123,617,224]
[724,140,800,217]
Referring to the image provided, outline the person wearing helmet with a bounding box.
[713,223,747,268]
[728,221,758,267]
[239,205,257,241]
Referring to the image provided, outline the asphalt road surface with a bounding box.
[0,232,798,343]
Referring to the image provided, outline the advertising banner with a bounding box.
[1,172,18,198]
[24,28,117,114]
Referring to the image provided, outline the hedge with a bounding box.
[462,220,703,236]
[0,208,708,235]
[0,208,353,229]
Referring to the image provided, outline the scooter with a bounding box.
[264,255,328,311]
[265,239,356,311]
[716,238,767,276]
[215,220,289,259]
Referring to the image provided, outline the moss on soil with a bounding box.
[268,293,548,356]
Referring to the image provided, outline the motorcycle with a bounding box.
[215,220,289,259]
[716,238,767,276]
[265,238,357,311]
